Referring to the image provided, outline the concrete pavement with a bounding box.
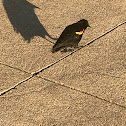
[0,0,126,125]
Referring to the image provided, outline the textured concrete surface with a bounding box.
[0,0,126,125]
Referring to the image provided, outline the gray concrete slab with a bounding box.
[0,0,126,125]
[0,78,126,126]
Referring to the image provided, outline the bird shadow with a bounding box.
[3,0,56,43]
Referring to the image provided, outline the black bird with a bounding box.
[52,19,90,53]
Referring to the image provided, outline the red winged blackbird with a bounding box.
[51,19,90,53]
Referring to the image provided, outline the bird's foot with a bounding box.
[61,48,74,53]
[73,46,84,49]
[67,48,74,52]
[61,48,68,53]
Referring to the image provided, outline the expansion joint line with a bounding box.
[37,76,126,109]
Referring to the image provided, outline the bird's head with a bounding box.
[77,19,90,30]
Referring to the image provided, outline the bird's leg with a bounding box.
[67,48,74,52]
[61,48,68,53]
[74,45,83,49]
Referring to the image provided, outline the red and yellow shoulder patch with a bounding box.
[75,30,84,35]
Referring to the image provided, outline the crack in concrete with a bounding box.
[0,21,126,109]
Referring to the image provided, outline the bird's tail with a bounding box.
[51,46,60,53]
[51,48,57,53]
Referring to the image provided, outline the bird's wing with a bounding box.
[53,25,74,47]
[57,26,71,41]
[52,23,84,51]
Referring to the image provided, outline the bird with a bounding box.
[51,19,90,53]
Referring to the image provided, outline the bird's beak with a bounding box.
[88,24,91,27]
